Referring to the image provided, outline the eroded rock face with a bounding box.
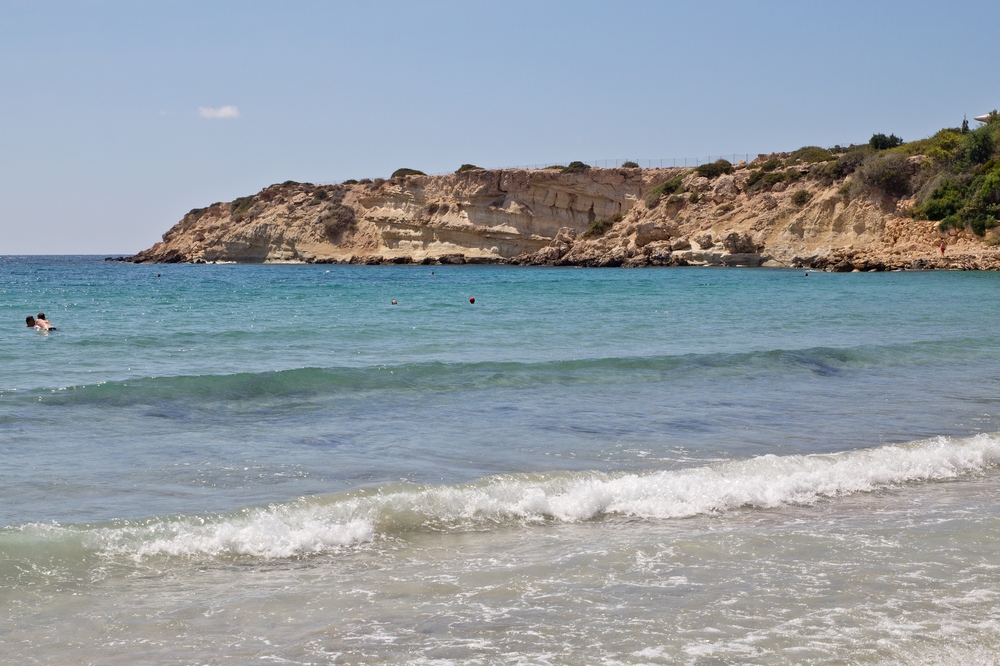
[683,175,712,192]
[133,169,657,265]
[712,175,739,202]
[722,231,757,254]
[692,231,714,249]
[128,163,1000,270]
[635,221,676,247]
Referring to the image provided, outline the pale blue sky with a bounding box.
[2,0,997,254]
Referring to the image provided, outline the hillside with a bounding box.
[129,122,1000,270]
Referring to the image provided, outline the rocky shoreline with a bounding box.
[122,155,1000,271]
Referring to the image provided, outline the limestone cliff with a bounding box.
[129,162,1000,270]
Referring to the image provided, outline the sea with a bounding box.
[3,255,1000,664]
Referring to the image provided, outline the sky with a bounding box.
[1,0,998,254]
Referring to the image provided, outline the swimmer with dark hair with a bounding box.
[26,314,56,331]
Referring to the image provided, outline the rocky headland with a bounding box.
[128,129,1000,270]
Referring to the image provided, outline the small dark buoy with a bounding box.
[469,297,475,304]
[391,300,397,305]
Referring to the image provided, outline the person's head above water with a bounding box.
[26,316,36,327]
[36,313,46,320]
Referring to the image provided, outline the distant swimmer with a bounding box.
[26,315,56,331]
[391,300,398,305]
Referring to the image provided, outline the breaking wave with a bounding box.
[6,433,1000,562]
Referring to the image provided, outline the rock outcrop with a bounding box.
[128,162,1000,270]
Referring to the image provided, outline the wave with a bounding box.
[10,339,969,407]
[6,433,1000,562]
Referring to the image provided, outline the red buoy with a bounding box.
[469,297,475,304]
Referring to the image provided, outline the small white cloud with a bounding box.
[198,105,240,119]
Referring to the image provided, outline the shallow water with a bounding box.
[3,256,1000,663]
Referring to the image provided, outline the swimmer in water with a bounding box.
[26,314,56,331]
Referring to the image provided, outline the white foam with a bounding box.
[385,433,1000,523]
[89,434,1000,560]
[93,508,374,560]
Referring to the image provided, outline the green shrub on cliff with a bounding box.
[584,212,623,238]
[230,196,255,221]
[645,172,687,207]
[961,129,995,167]
[832,149,870,177]
[869,133,904,150]
[920,179,966,220]
[919,162,1000,235]
[320,204,356,239]
[850,153,914,199]
[562,161,591,174]
[695,159,733,180]
[791,189,813,206]
[745,169,802,194]
[456,164,483,173]
[889,128,962,163]
[621,161,640,169]
[788,146,835,164]
[908,124,1000,234]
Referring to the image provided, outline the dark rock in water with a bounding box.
[438,254,466,265]
[622,255,651,268]
[465,256,503,264]
[832,259,854,272]
[790,255,818,269]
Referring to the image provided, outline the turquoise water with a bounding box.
[4,256,1000,663]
